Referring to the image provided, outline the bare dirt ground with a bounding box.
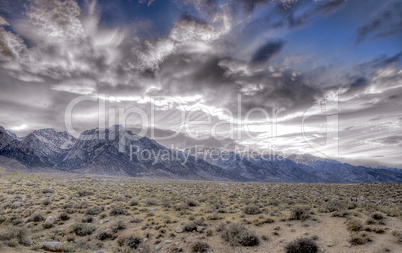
[0,172,401,253]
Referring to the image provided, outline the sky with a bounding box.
[0,0,401,168]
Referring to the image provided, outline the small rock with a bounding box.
[376,200,382,205]
[22,209,33,218]
[11,201,23,208]
[165,240,172,244]
[197,226,205,232]
[41,241,62,252]
[155,245,162,251]
[100,219,110,224]
[25,237,33,246]
[150,208,157,211]
[279,238,286,243]
[93,251,109,253]
[175,227,183,233]
[46,216,55,224]
[25,222,35,228]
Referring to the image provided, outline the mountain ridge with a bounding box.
[0,125,401,183]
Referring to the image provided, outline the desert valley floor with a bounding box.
[0,172,401,253]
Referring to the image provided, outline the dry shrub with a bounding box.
[221,223,260,247]
[243,205,261,215]
[191,241,210,252]
[289,206,310,221]
[285,237,318,253]
[347,218,362,232]
[350,232,371,245]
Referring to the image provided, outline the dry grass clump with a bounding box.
[391,228,400,237]
[373,227,385,234]
[77,189,94,197]
[111,220,127,233]
[72,222,96,236]
[41,197,51,206]
[174,202,189,212]
[285,237,318,253]
[350,232,371,245]
[207,212,222,220]
[129,199,139,206]
[347,218,362,232]
[96,229,113,241]
[321,200,345,213]
[183,218,206,232]
[86,206,104,215]
[58,212,70,221]
[191,241,210,252]
[220,223,260,247]
[41,188,54,194]
[370,212,385,220]
[117,234,142,249]
[27,211,44,222]
[186,198,199,207]
[243,205,261,215]
[144,198,158,206]
[391,229,402,242]
[289,206,310,221]
[42,221,54,229]
[0,226,31,246]
[109,205,127,216]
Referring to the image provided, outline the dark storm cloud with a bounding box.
[355,1,402,45]
[250,39,286,65]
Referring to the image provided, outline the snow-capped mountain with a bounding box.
[57,125,242,181]
[0,127,76,167]
[0,126,16,150]
[195,148,325,182]
[0,125,401,183]
[287,154,402,183]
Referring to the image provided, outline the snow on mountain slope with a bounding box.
[0,125,401,183]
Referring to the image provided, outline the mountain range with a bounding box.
[0,125,401,183]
